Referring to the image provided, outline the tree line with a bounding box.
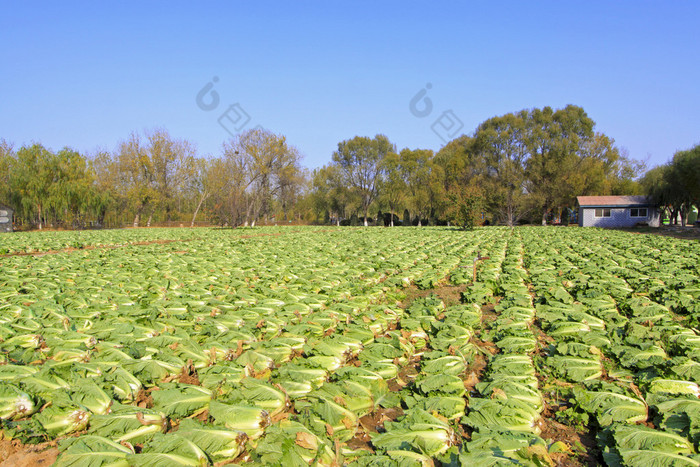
[1,104,695,230]
[312,105,645,228]
[0,129,307,229]
[641,144,700,226]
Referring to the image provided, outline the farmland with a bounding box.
[1,226,699,466]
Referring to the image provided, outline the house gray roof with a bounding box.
[576,195,653,207]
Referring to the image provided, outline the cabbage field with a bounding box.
[1,226,700,466]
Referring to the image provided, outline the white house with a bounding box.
[0,204,12,233]
[577,196,660,228]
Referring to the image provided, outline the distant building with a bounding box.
[576,196,660,228]
[0,204,13,233]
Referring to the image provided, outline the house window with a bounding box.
[630,208,648,218]
[594,208,611,218]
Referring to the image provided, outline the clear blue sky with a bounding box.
[1,1,698,170]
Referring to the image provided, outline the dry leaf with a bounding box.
[341,417,355,429]
[295,431,318,450]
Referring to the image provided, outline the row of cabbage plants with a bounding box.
[1,226,699,465]
[1,227,498,465]
[521,227,700,466]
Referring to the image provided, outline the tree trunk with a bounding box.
[37,205,43,230]
[133,204,144,228]
[363,206,369,227]
[146,211,153,227]
[191,193,208,227]
[244,198,254,227]
[681,206,687,227]
[541,207,548,226]
[508,206,514,227]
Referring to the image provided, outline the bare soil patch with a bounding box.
[400,282,468,309]
[347,407,405,454]
[463,353,489,393]
[480,302,499,325]
[0,439,58,467]
[538,415,602,467]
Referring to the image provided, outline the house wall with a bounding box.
[580,207,660,228]
[0,206,13,233]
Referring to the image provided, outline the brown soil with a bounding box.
[345,433,374,453]
[347,407,405,453]
[135,388,154,409]
[0,439,58,467]
[530,300,602,466]
[400,281,468,308]
[480,302,500,326]
[531,319,555,346]
[463,353,488,393]
[359,407,404,433]
[538,415,602,467]
[391,358,421,391]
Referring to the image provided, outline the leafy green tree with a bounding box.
[525,105,595,224]
[433,135,484,222]
[398,148,434,226]
[89,151,118,227]
[275,159,307,223]
[231,128,303,226]
[188,157,220,227]
[641,165,673,221]
[0,139,14,207]
[402,208,410,226]
[48,148,96,228]
[116,133,157,227]
[208,128,303,227]
[311,165,351,225]
[147,129,196,223]
[446,185,485,230]
[474,111,529,226]
[207,150,246,226]
[671,145,700,209]
[114,130,198,227]
[332,135,395,226]
[378,152,406,227]
[645,144,700,226]
[10,144,56,229]
[283,171,314,223]
[605,148,645,195]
